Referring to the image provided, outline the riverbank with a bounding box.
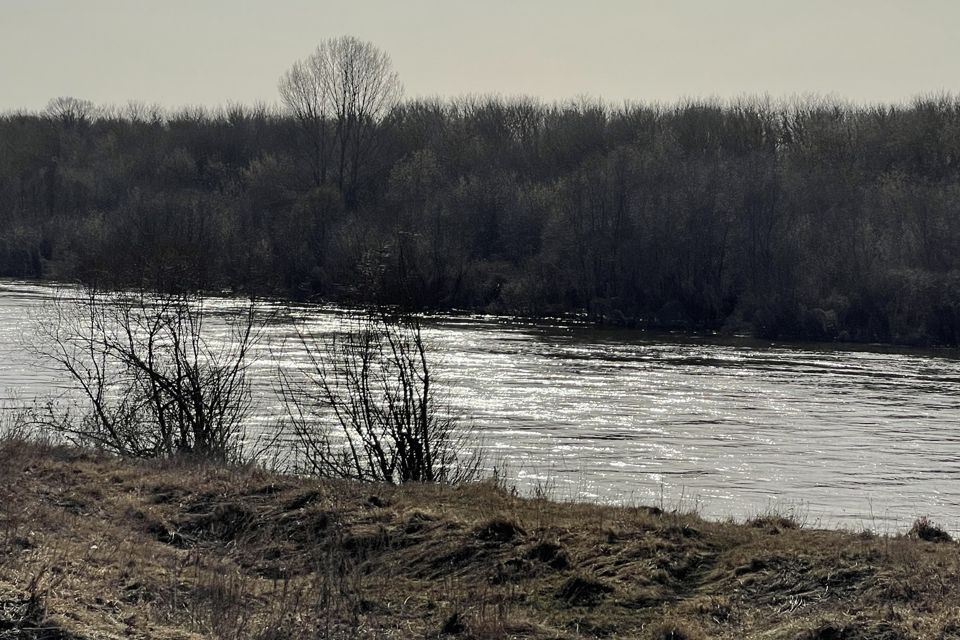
[7,276,960,352]
[2,440,959,639]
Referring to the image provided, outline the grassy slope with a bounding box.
[1,440,959,640]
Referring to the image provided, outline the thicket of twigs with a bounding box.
[23,285,481,484]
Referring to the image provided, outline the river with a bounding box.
[2,279,959,532]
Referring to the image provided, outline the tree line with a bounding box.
[2,42,960,345]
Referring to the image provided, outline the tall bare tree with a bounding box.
[45,96,96,128]
[279,36,402,198]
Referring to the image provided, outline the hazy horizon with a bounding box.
[2,0,959,111]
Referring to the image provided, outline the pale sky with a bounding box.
[1,0,958,111]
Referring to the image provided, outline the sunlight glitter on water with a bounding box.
[2,280,960,532]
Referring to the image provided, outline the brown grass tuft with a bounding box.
[907,516,952,543]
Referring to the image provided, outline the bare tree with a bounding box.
[45,96,96,128]
[31,287,262,461]
[279,36,402,197]
[279,315,480,484]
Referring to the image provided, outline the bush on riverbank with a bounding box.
[2,437,960,639]
[29,286,261,462]
[27,286,482,483]
[279,315,483,484]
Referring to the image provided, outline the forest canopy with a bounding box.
[1,39,960,346]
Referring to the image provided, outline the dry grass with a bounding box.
[2,438,960,638]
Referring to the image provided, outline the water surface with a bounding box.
[2,280,959,532]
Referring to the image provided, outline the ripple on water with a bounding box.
[2,280,960,531]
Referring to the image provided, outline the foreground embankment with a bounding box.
[1,440,958,639]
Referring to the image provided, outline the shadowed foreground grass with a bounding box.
[1,439,959,639]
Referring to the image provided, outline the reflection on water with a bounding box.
[2,280,960,532]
